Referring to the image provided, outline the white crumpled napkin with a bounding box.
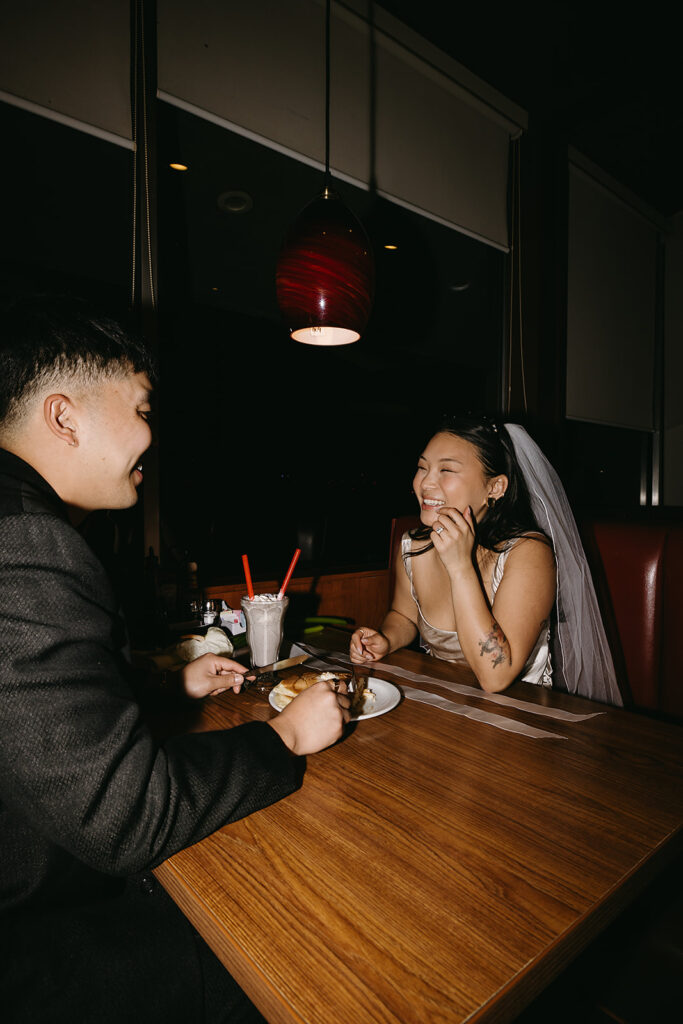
[144,627,234,671]
[175,626,234,662]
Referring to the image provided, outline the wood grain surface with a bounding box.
[154,631,683,1024]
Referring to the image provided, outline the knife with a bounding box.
[248,652,311,676]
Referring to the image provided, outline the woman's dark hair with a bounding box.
[410,414,546,555]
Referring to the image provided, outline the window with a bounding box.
[156,101,505,580]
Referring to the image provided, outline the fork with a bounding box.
[331,667,356,697]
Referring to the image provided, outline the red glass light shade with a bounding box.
[276,187,374,345]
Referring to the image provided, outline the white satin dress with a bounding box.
[401,533,552,687]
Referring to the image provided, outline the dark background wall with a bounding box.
[2,0,680,604]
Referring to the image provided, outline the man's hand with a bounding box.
[269,681,350,755]
[180,653,247,700]
[350,627,390,664]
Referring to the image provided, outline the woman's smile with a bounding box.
[421,497,445,510]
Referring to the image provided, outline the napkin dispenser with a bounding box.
[219,604,247,636]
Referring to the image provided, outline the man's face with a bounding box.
[74,371,153,511]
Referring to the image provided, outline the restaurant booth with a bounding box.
[2,2,683,1023]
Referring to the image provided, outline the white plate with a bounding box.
[268,677,401,721]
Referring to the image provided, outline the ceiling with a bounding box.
[380,1,682,219]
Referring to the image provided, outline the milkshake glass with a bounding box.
[240,594,289,690]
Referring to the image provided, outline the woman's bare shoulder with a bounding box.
[503,533,555,568]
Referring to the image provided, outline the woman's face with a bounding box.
[413,431,504,526]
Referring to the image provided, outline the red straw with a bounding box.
[278,548,301,599]
[241,553,254,600]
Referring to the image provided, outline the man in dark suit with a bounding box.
[0,296,348,1023]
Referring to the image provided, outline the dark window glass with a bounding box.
[157,101,505,580]
[562,420,649,514]
[0,100,131,303]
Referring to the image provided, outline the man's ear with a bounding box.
[44,395,79,447]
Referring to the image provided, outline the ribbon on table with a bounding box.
[291,643,565,740]
[401,687,565,740]
[293,643,603,723]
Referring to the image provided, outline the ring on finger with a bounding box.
[435,525,444,535]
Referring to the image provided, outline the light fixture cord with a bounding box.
[324,0,331,183]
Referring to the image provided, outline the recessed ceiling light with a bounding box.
[169,162,188,171]
[217,190,253,214]
[384,244,398,250]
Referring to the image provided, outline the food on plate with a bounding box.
[271,669,375,715]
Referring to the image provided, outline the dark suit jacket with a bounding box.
[0,449,302,1022]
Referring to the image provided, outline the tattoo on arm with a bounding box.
[478,621,511,668]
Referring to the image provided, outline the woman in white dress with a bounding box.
[350,416,621,704]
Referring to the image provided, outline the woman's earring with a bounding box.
[487,496,496,509]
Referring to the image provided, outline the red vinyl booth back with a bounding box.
[587,523,664,710]
[661,527,683,718]
[584,521,683,718]
[388,516,420,599]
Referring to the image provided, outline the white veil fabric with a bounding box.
[504,424,623,706]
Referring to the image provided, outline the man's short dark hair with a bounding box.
[0,294,158,429]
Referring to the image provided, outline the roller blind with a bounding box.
[566,163,659,430]
[157,0,525,250]
[0,0,131,145]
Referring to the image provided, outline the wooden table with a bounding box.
[154,632,683,1023]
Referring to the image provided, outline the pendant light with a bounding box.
[276,0,374,346]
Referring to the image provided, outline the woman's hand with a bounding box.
[431,505,477,576]
[180,653,247,699]
[350,627,390,663]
